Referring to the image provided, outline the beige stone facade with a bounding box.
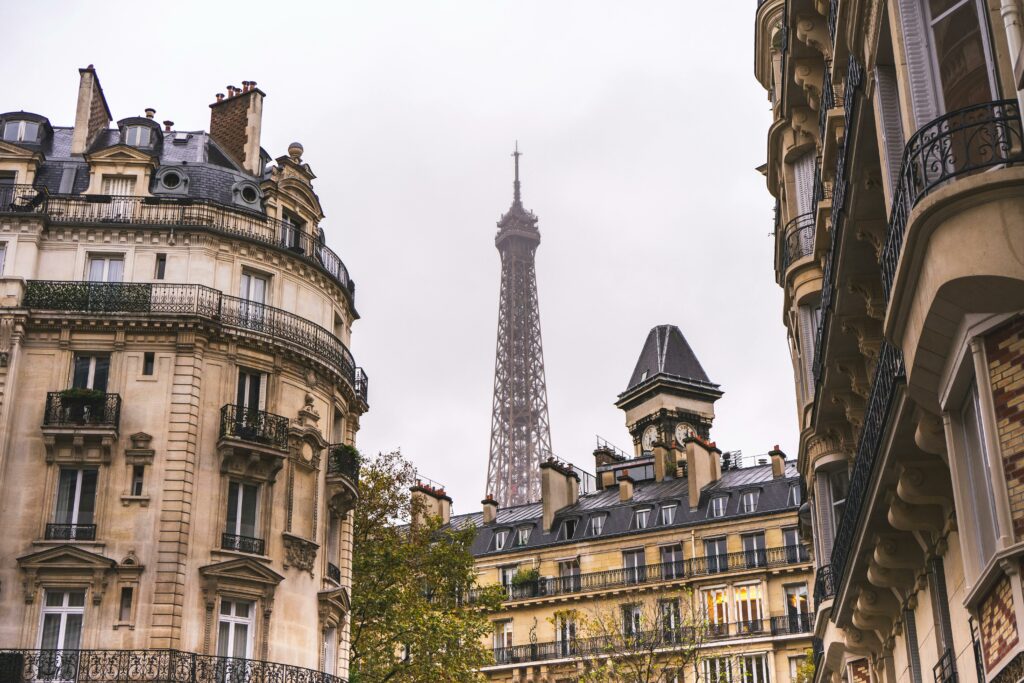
[0,69,363,681]
[755,0,1024,681]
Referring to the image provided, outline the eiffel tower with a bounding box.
[486,145,553,507]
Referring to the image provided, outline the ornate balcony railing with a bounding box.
[881,100,1024,302]
[819,61,834,143]
[43,391,121,429]
[219,404,289,451]
[326,444,361,483]
[829,342,905,599]
[470,546,809,603]
[782,212,815,272]
[327,562,341,583]
[934,647,958,683]
[354,367,369,403]
[814,564,835,605]
[45,523,97,541]
[0,649,346,683]
[22,281,365,401]
[0,190,355,297]
[770,613,815,636]
[827,0,838,46]
[220,532,266,555]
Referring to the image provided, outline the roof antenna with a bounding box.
[512,141,522,205]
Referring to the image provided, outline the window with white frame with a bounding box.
[742,532,766,568]
[922,0,996,112]
[704,656,733,683]
[557,518,577,540]
[492,529,508,551]
[72,354,110,391]
[734,583,764,632]
[54,468,98,539]
[124,125,151,147]
[738,654,769,683]
[704,537,728,573]
[660,544,684,578]
[494,620,513,650]
[515,526,531,546]
[741,490,759,513]
[587,513,606,536]
[323,626,338,676]
[660,598,681,641]
[38,590,86,649]
[703,587,729,628]
[555,614,576,655]
[623,549,646,583]
[217,599,255,658]
[0,242,6,275]
[788,484,801,505]
[829,469,849,532]
[499,565,518,588]
[3,119,40,143]
[558,559,580,591]
[621,603,642,636]
[100,175,136,197]
[631,507,651,530]
[660,503,677,526]
[235,369,268,413]
[789,655,803,683]
[955,380,1000,566]
[87,254,124,282]
[225,481,259,542]
[709,496,728,518]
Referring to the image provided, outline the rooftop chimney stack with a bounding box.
[686,438,722,510]
[410,480,451,528]
[618,473,635,502]
[71,65,112,155]
[770,445,786,478]
[652,440,675,482]
[481,495,498,525]
[540,458,580,532]
[163,120,174,132]
[209,79,265,176]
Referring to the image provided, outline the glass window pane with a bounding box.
[220,599,233,616]
[241,485,258,536]
[217,621,231,655]
[106,258,124,283]
[45,590,65,608]
[67,591,86,607]
[62,615,83,649]
[23,122,39,141]
[55,469,78,523]
[91,356,110,392]
[40,613,62,648]
[233,623,249,657]
[930,1,991,111]
[235,601,250,619]
[226,483,239,532]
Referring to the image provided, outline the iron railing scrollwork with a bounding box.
[45,523,97,541]
[43,391,122,428]
[881,100,1024,302]
[326,444,361,483]
[934,647,958,683]
[782,213,815,272]
[0,184,45,213]
[770,613,815,635]
[0,649,347,683]
[819,60,834,144]
[219,404,289,451]
[827,0,838,47]
[829,342,905,599]
[814,564,835,605]
[327,562,341,583]
[220,532,266,555]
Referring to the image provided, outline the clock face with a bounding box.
[641,425,658,451]
[675,422,696,444]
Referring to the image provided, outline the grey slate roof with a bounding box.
[455,462,799,558]
[625,324,713,392]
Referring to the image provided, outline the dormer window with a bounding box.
[787,484,801,506]
[557,518,578,541]
[660,504,677,526]
[491,529,509,552]
[155,167,189,196]
[514,526,531,547]
[709,496,728,518]
[124,126,151,147]
[741,490,760,513]
[587,513,606,536]
[631,507,652,530]
[231,181,263,211]
[3,120,39,143]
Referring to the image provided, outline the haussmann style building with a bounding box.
[419,325,817,682]
[0,67,365,681]
[755,0,1024,681]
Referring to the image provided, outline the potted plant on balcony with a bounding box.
[330,443,362,480]
[511,567,541,599]
[57,387,106,424]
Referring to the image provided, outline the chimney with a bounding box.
[163,120,174,132]
[540,458,580,532]
[770,445,787,478]
[482,494,498,525]
[686,438,722,510]
[71,65,112,155]
[144,108,156,119]
[652,440,676,482]
[618,473,635,502]
[410,480,451,528]
[209,79,265,175]
[593,444,619,490]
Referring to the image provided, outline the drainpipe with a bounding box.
[1001,0,1024,111]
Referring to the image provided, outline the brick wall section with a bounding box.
[986,317,1024,540]
[148,345,204,647]
[209,94,251,171]
[980,574,1019,671]
[849,658,870,683]
[86,78,109,148]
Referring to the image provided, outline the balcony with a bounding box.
[219,405,289,451]
[22,281,366,402]
[327,562,341,583]
[220,532,266,555]
[781,212,815,273]
[934,647,958,683]
[470,546,810,604]
[0,189,355,298]
[0,649,346,683]
[44,523,97,541]
[814,564,835,606]
[327,443,361,483]
[43,391,121,429]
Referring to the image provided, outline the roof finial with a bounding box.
[512,141,522,204]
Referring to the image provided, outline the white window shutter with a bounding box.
[258,373,268,410]
[815,474,835,563]
[798,306,817,398]
[793,151,816,216]
[873,64,907,200]
[896,0,940,128]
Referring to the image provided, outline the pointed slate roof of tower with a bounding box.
[625,325,716,392]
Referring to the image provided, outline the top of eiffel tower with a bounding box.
[497,142,539,236]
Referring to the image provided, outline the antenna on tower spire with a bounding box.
[512,141,522,204]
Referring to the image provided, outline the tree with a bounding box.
[793,648,815,683]
[348,450,503,683]
[557,589,709,683]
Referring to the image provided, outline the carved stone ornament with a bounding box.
[282,533,319,576]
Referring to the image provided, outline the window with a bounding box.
[323,627,338,676]
[515,526,531,546]
[734,583,764,633]
[281,211,306,251]
[39,590,86,651]
[788,484,801,505]
[124,125,151,147]
[3,119,39,143]
[236,369,268,412]
[660,504,677,526]
[789,656,803,683]
[587,513,606,536]
[53,468,98,539]
[632,507,651,530]
[558,559,581,592]
[100,175,136,197]
[704,656,732,683]
[623,549,646,584]
[738,655,769,683]
[703,587,729,634]
[0,242,6,275]
[499,565,517,588]
[924,0,995,112]
[118,586,134,622]
[709,496,727,518]
[557,518,577,540]
[785,584,809,632]
[704,537,728,573]
[783,527,804,563]
[742,532,766,568]
[154,254,167,280]
[142,352,155,376]
[621,603,643,637]
[87,254,124,282]
[225,481,259,545]
[956,381,999,563]
[131,465,145,496]
[494,621,513,651]
[239,271,268,324]
[829,469,849,531]
[217,599,254,659]
[492,530,508,551]
[555,614,576,656]
[660,544,684,579]
[73,354,110,391]
[741,490,760,513]
[660,599,681,642]
[326,514,341,566]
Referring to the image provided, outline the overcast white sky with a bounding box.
[4,1,791,515]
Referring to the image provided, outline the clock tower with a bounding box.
[615,324,723,456]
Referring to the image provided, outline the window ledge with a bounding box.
[211,547,272,564]
[963,541,1024,610]
[33,539,105,549]
[120,495,150,507]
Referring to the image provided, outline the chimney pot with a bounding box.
[163,120,174,132]
[215,93,224,103]
[482,495,498,525]
[144,108,156,119]
[249,80,257,88]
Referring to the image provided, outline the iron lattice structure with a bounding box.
[486,147,553,507]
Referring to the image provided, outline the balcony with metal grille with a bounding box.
[220,532,266,556]
[44,523,97,541]
[780,212,815,273]
[219,404,289,451]
[43,391,121,430]
[327,443,361,483]
[813,564,835,606]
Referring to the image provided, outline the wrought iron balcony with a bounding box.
[219,404,289,451]
[22,281,365,401]
[45,523,97,541]
[220,532,266,555]
[934,647,958,683]
[0,649,346,683]
[327,562,341,583]
[829,342,905,600]
[43,391,121,429]
[327,444,361,483]
[0,191,355,297]
[881,100,1024,302]
[354,367,369,403]
[814,564,835,605]
[781,212,815,272]
[770,613,815,636]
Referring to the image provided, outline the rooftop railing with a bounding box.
[0,187,355,297]
[22,281,367,403]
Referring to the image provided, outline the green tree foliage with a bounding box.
[348,450,503,683]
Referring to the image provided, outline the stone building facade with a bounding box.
[431,325,816,682]
[0,68,364,681]
[754,0,1024,681]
